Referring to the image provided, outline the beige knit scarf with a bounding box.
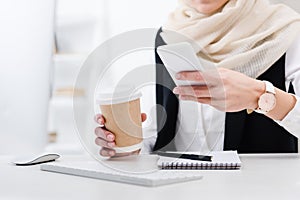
[161,0,300,78]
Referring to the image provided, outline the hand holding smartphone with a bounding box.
[157,42,206,86]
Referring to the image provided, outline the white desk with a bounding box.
[1,154,300,200]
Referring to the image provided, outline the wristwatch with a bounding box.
[253,80,277,114]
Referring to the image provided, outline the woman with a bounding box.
[95,0,300,157]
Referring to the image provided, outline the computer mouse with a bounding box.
[12,153,60,166]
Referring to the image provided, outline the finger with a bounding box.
[100,147,116,157]
[141,113,147,122]
[103,149,141,158]
[179,95,211,104]
[94,127,115,141]
[173,85,210,97]
[112,152,133,157]
[176,71,205,82]
[95,137,115,148]
[197,97,212,104]
[179,95,198,102]
[94,114,105,125]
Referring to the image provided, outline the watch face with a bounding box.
[258,93,276,112]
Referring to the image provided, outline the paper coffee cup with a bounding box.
[96,86,143,153]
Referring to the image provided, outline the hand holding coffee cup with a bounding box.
[94,113,147,157]
[95,87,145,157]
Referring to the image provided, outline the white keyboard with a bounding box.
[41,160,203,187]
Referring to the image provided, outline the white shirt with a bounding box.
[141,37,300,153]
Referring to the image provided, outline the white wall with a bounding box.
[105,0,177,36]
[55,0,177,52]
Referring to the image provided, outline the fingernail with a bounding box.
[98,118,104,124]
[173,87,179,94]
[175,73,181,79]
[107,134,114,141]
[109,151,115,156]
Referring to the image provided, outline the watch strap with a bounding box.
[263,80,276,94]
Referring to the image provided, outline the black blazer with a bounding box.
[154,28,298,153]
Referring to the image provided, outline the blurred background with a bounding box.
[0,0,299,156]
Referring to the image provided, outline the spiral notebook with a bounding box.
[158,151,241,170]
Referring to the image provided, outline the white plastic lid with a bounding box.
[96,86,142,105]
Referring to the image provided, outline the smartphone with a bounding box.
[157,42,205,86]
